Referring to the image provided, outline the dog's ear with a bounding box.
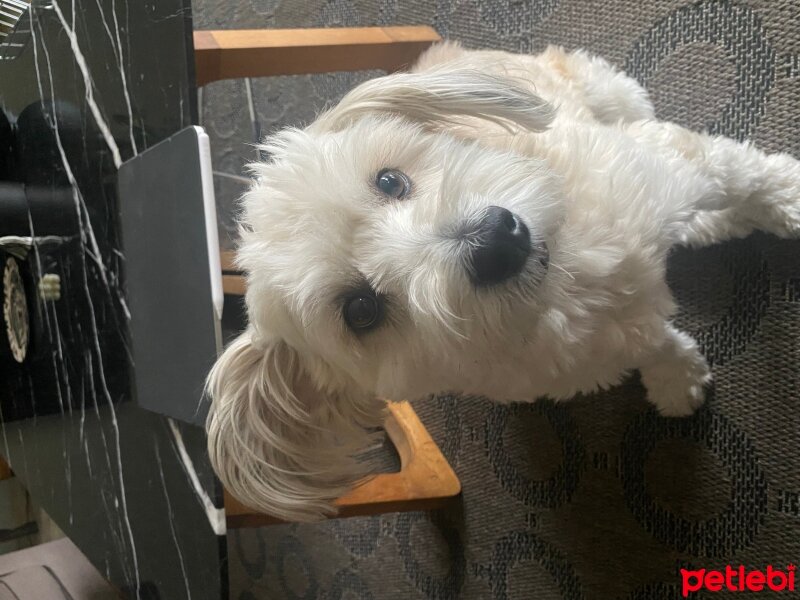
[205,329,380,521]
[310,67,555,134]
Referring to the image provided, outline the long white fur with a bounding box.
[206,42,800,521]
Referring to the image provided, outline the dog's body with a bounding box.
[207,42,800,521]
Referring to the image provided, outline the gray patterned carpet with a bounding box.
[192,1,800,598]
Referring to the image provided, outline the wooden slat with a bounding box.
[194,26,441,86]
[225,400,461,527]
[222,274,246,296]
[221,251,245,295]
[220,250,237,273]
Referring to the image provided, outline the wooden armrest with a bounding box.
[220,251,244,296]
[225,400,460,527]
[194,25,441,86]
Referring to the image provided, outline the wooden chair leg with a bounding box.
[224,401,460,528]
[194,25,441,86]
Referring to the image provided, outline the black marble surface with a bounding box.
[0,1,225,598]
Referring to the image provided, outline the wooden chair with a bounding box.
[196,26,461,528]
[194,26,444,86]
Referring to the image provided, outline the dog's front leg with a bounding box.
[638,323,711,417]
[631,122,800,247]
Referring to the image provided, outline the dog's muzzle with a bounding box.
[464,206,537,286]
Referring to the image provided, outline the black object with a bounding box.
[0,109,12,179]
[0,178,79,367]
[118,126,221,425]
[0,182,79,237]
[0,108,81,366]
[15,100,87,185]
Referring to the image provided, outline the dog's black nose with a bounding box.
[466,206,531,286]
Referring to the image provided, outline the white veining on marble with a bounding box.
[168,418,226,536]
[82,435,93,476]
[33,4,132,321]
[15,429,29,482]
[27,221,76,524]
[51,0,123,168]
[29,9,141,596]
[0,403,10,467]
[4,4,226,597]
[92,0,137,156]
[83,350,137,590]
[81,250,142,597]
[155,441,193,600]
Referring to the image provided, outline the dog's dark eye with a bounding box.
[343,293,381,331]
[375,168,410,199]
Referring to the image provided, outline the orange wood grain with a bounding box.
[194,26,441,86]
[219,250,237,273]
[225,401,461,527]
[222,274,246,296]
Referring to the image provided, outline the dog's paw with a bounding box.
[779,198,800,238]
[640,347,712,417]
[644,373,708,416]
[752,154,800,238]
[757,196,800,239]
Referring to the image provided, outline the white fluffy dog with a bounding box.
[207,42,800,521]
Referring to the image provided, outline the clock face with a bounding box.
[2,256,28,363]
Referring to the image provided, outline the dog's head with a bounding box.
[207,64,564,520]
